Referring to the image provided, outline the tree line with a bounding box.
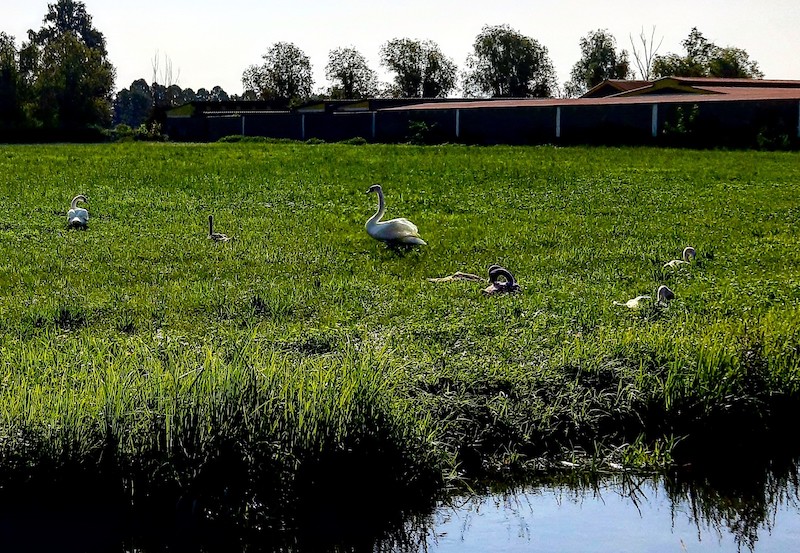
[0,0,765,137]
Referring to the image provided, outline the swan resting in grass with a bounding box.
[482,265,521,296]
[614,294,652,309]
[365,184,426,247]
[664,246,696,268]
[428,264,521,295]
[67,195,88,229]
[656,285,675,304]
[614,285,675,309]
[207,215,231,242]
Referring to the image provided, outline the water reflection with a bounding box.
[1,457,798,552]
[426,457,800,553]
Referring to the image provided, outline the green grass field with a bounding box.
[1,142,799,520]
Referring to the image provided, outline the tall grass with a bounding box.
[0,330,440,533]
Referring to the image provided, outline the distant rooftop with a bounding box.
[381,77,800,111]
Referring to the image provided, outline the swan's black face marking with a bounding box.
[366,184,382,194]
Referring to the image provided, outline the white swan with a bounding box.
[207,215,230,242]
[664,246,696,269]
[614,285,675,309]
[482,265,522,295]
[67,195,88,229]
[656,284,675,305]
[613,294,652,309]
[365,184,426,247]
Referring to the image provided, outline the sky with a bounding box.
[5,0,800,96]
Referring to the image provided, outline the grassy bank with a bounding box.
[0,142,799,520]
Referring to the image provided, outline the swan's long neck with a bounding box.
[71,196,80,209]
[367,189,386,226]
[209,215,214,235]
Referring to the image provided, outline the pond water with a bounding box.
[2,459,799,552]
[426,474,800,553]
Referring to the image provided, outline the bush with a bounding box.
[105,123,167,142]
[340,136,367,145]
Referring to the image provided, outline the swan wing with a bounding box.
[391,217,418,234]
[68,207,89,219]
[367,218,423,242]
[663,259,687,269]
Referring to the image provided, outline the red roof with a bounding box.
[582,79,652,98]
[381,78,800,111]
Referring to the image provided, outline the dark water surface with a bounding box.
[2,459,799,552]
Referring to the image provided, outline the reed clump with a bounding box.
[0,333,442,530]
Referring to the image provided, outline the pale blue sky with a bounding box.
[5,0,800,95]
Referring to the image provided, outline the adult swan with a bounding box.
[365,184,426,247]
[67,195,89,229]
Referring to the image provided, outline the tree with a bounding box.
[653,27,763,79]
[379,39,456,98]
[565,29,631,97]
[20,0,115,129]
[113,78,229,128]
[209,86,229,102]
[30,0,106,53]
[463,25,556,98]
[0,33,26,128]
[112,78,151,127]
[151,50,180,87]
[242,42,313,107]
[325,47,378,99]
[709,47,763,79]
[629,27,663,80]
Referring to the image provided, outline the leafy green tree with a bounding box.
[565,29,631,97]
[112,78,151,127]
[193,86,230,102]
[0,33,26,128]
[463,24,556,98]
[209,86,229,102]
[708,47,763,78]
[379,38,456,98]
[325,47,379,99]
[113,79,229,127]
[30,0,106,53]
[242,42,313,107]
[20,0,115,129]
[653,27,763,78]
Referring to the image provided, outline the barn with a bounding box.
[164,77,800,148]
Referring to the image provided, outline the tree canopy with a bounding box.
[463,25,556,98]
[0,33,25,128]
[11,0,116,131]
[325,47,379,99]
[242,42,313,107]
[653,28,763,79]
[113,78,232,128]
[565,29,631,97]
[379,38,457,98]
